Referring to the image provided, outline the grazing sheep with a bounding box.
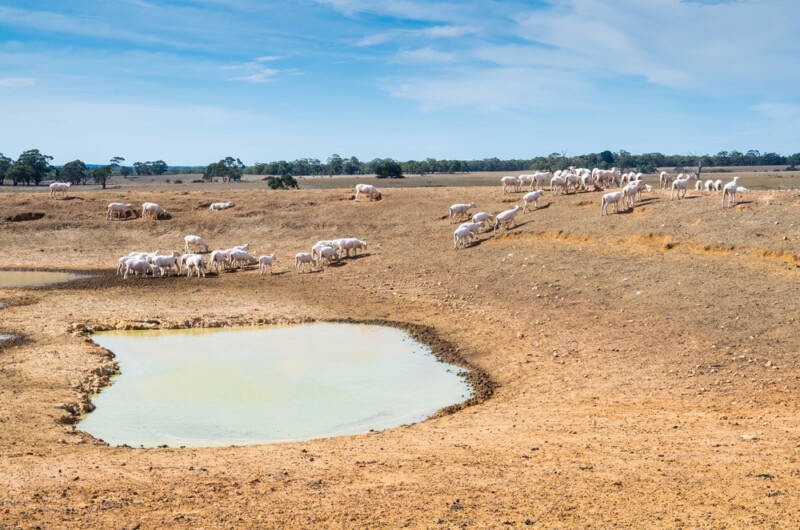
[184,235,209,253]
[338,238,367,257]
[458,221,483,240]
[671,176,689,200]
[471,212,494,232]
[695,180,704,190]
[550,175,565,195]
[453,226,474,250]
[209,202,234,211]
[622,182,640,209]
[518,174,535,189]
[722,177,739,208]
[233,243,249,251]
[522,190,543,212]
[501,176,520,194]
[123,259,157,280]
[714,179,724,191]
[295,252,313,272]
[259,254,276,275]
[562,171,580,193]
[150,252,181,277]
[107,203,134,220]
[532,172,549,190]
[594,168,619,188]
[660,171,672,189]
[311,242,333,264]
[184,255,206,277]
[705,179,715,192]
[494,205,523,233]
[49,182,71,199]
[317,246,339,267]
[228,249,257,269]
[449,203,476,223]
[355,184,381,201]
[601,191,622,215]
[142,202,167,220]
[580,173,594,190]
[208,250,226,273]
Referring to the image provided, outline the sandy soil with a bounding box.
[1,183,799,528]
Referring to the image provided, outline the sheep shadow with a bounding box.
[57,196,85,201]
[531,203,552,211]
[342,253,371,260]
[735,200,755,205]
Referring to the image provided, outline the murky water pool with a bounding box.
[80,323,473,447]
[0,270,84,288]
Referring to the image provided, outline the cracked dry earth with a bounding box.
[1,185,799,528]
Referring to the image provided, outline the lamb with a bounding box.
[208,250,226,273]
[150,252,181,277]
[355,184,381,201]
[580,173,594,191]
[117,251,160,275]
[259,254,276,275]
[338,238,367,257]
[671,176,689,200]
[209,202,234,211]
[295,252,313,272]
[233,243,249,251]
[494,205,523,233]
[660,171,672,189]
[49,182,71,199]
[622,182,639,209]
[562,172,580,193]
[458,222,483,240]
[471,212,494,231]
[453,226,474,250]
[501,176,520,194]
[142,202,167,220]
[317,246,339,267]
[184,254,206,277]
[123,259,157,280]
[449,203,476,223]
[594,168,619,188]
[106,203,134,220]
[228,249,257,269]
[705,179,715,192]
[550,175,565,195]
[695,180,704,191]
[184,235,209,253]
[714,179,724,191]
[601,191,622,215]
[311,242,334,264]
[532,172,549,190]
[722,176,739,208]
[517,174,535,189]
[522,190,543,212]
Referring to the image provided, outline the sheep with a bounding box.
[635,172,645,182]
[695,180,704,191]
[518,174,535,189]
[295,252,313,272]
[722,176,739,208]
[142,202,167,220]
[233,244,249,251]
[705,179,715,192]
[493,205,523,233]
[453,226,474,250]
[311,242,333,264]
[594,168,619,187]
[622,182,639,209]
[184,254,206,277]
[660,171,671,189]
[317,246,339,267]
[714,179,724,191]
[106,203,134,220]
[458,221,483,240]
[532,172,549,190]
[550,175,565,196]
[49,182,71,199]
[208,250,226,273]
[501,176,520,194]
[209,202,234,211]
[562,171,580,193]
[449,203,476,223]
[471,212,494,232]
[522,190,543,212]
[671,176,689,200]
[355,184,381,201]
[601,191,622,215]
[179,253,197,275]
[184,235,209,253]
[580,173,594,191]
[150,252,181,277]
[228,249,257,269]
[259,254,276,275]
[123,259,157,280]
[338,238,367,257]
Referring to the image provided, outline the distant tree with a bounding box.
[6,164,34,186]
[61,160,89,185]
[327,153,343,175]
[374,159,403,179]
[787,153,800,166]
[149,160,168,175]
[15,149,53,185]
[132,162,149,176]
[93,165,113,189]
[110,156,125,169]
[0,154,11,185]
[120,165,133,177]
[267,173,298,189]
[204,156,244,182]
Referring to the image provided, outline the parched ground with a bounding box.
[1,183,799,528]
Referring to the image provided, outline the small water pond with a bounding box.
[0,270,85,288]
[79,323,473,448]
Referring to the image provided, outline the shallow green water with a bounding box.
[0,270,84,287]
[80,324,473,447]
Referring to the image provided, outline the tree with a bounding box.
[93,165,113,189]
[61,160,89,185]
[0,154,11,185]
[374,159,403,179]
[267,173,298,189]
[16,149,53,185]
[133,162,149,176]
[327,153,343,175]
[6,164,34,186]
[120,166,133,177]
[204,156,244,182]
[149,160,168,175]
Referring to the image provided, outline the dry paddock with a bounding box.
[1,185,799,528]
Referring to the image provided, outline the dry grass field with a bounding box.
[1,180,800,527]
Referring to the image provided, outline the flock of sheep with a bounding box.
[449,167,746,249]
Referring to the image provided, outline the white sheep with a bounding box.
[311,242,333,264]
[722,176,739,208]
[184,235,209,253]
[580,173,594,190]
[228,249,257,269]
[295,252,313,272]
[449,203,476,223]
[458,221,483,240]
[233,243,249,251]
[208,250,226,273]
[338,238,367,257]
[150,252,181,277]
[601,191,622,215]
[562,172,580,193]
[522,190,543,212]
[501,176,520,194]
[209,201,234,211]
[671,176,689,200]
[494,205,523,233]
[453,226,474,250]
[317,246,339,267]
[471,212,494,232]
[660,171,672,189]
[259,254,276,275]
[622,182,639,209]
[714,179,724,191]
[123,259,157,280]
[550,175,565,195]
[184,255,206,277]
[517,174,534,189]
[106,203,134,220]
[355,184,381,202]
[705,179,715,192]
[142,202,167,220]
[532,172,549,190]
[695,180,704,191]
[49,182,71,199]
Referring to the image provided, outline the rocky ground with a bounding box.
[1,183,799,528]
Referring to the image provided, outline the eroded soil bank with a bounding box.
[1,186,799,527]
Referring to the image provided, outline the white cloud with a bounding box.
[751,102,800,119]
[392,47,456,64]
[0,77,35,88]
[356,24,478,47]
[255,55,286,62]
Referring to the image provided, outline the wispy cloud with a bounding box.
[0,77,35,88]
[391,47,456,64]
[357,24,478,46]
[225,56,292,83]
[751,102,800,119]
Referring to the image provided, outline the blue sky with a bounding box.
[0,0,798,165]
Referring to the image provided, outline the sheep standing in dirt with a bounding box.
[453,226,474,250]
[150,252,181,277]
[471,212,494,232]
[107,203,134,220]
[355,184,381,202]
[522,190,543,212]
[295,252,313,272]
[494,206,523,233]
[259,254,276,275]
[601,192,622,215]
[209,202,234,211]
[671,176,689,200]
[550,175,565,195]
[49,182,71,199]
[208,250,226,273]
[660,171,672,189]
[714,179,724,191]
[142,202,167,220]
[501,176,520,194]
[722,177,739,208]
[184,255,206,277]
[184,235,209,253]
[449,203,476,223]
[123,259,157,280]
